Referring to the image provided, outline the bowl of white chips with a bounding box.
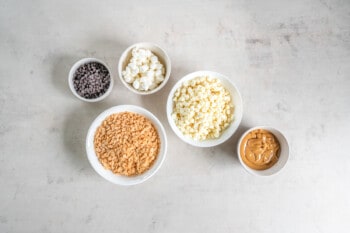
[166,71,243,147]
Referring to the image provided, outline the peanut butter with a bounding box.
[240,129,280,170]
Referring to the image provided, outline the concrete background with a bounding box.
[0,0,349,232]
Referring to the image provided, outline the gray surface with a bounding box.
[1,0,350,232]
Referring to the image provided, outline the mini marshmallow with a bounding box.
[145,50,152,57]
[146,70,155,79]
[155,70,162,77]
[140,64,149,73]
[156,64,162,70]
[122,47,166,91]
[150,55,158,63]
[128,62,137,71]
[124,75,134,83]
[133,79,140,89]
[150,63,157,70]
[155,75,164,84]
[140,76,154,91]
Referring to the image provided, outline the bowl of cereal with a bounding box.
[166,71,243,147]
[86,105,167,185]
[118,42,171,95]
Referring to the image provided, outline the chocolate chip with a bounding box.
[73,62,111,99]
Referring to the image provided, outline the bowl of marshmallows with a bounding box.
[118,42,171,95]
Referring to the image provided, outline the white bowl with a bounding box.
[237,126,289,176]
[118,42,171,95]
[86,105,167,185]
[166,71,243,147]
[68,58,114,102]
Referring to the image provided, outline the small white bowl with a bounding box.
[118,42,171,95]
[68,58,114,102]
[166,71,243,147]
[237,126,289,176]
[86,105,167,185]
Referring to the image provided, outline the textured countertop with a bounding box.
[1,0,349,232]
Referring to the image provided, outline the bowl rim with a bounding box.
[117,42,171,95]
[68,57,114,102]
[166,70,243,147]
[85,105,168,185]
[237,126,290,176]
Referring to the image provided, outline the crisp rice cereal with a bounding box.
[94,112,160,176]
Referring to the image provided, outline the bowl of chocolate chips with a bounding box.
[68,58,114,102]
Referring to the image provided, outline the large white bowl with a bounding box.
[166,71,243,147]
[86,105,167,185]
[237,126,289,176]
[118,42,171,95]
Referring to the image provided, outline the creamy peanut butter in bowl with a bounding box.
[237,126,289,176]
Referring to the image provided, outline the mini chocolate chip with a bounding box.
[73,61,110,99]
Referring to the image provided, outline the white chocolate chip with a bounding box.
[172,76,234,140]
